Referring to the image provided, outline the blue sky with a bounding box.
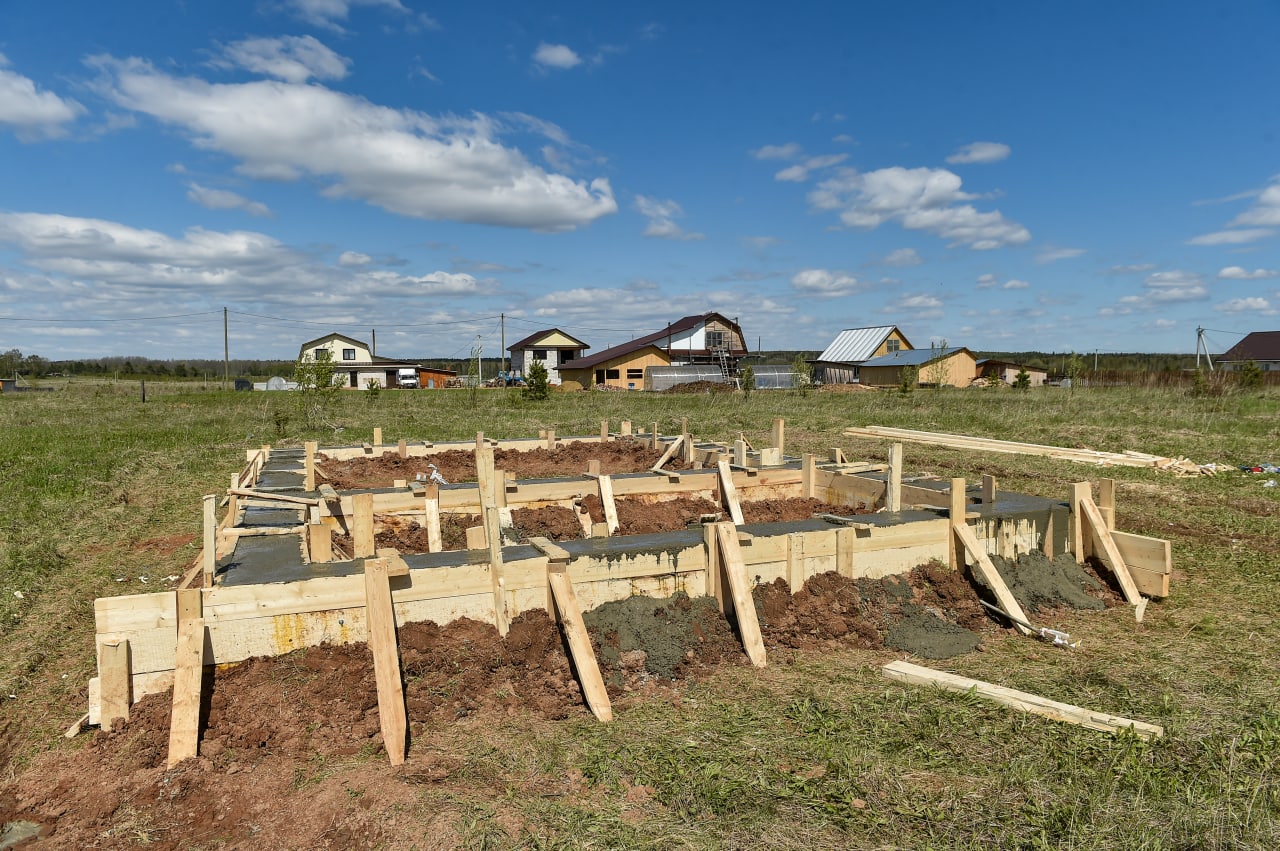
[1,0,1278,362]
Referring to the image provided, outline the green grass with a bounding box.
[1,380,1278,847]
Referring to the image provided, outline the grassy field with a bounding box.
[1,379,1278,848]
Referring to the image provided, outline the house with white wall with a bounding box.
[506,329,589,384]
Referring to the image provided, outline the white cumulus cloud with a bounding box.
[0,53,84,140]
[1190,179,1280,245]
[809,165,1030,250]
[533,43,583,70]
[1036,246,1085,264]
[945,141,1011,165]
[217,36,351,83]
[284,0,408,31]
[1187,228,1274,246]
[91,56,617,231]
[1216,297,1274,314]
[635,196,704,241]
[1002,279,1030,289]
[976,273,998,289]
[789,268,865,297]
[881,248,922,267]
[1218,266,1279,280]
[338,250,373,266]
[186,183,272,217]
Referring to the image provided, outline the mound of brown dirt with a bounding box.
[818,383,878,392]
[321,438,687,489]
[579,495,721,535]
[741,497,871,523]
[661,381,736,394]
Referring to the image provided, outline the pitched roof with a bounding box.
[860,346,971,368]
[558,312,742,370]
[506,328,588,351]
[299,331,369,351]
[1221,331,1280,362]
[815,326,910,363]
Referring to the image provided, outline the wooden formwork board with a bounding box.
[317,434,614,462]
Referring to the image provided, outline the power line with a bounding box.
[228,310,500,329]
[0,310,220,323]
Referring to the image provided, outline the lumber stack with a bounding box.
[843,426,1216,476]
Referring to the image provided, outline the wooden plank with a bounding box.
[527,536,572,562]
[772,417,785,454]
[227,474,240,525]
[202,495,216,588]
[715,523,766,667]
[1071,482,1090,564]
[1099,478,1116,530]
[364,557,407,765]
[716,459,745,525]
[882,660,1163,740]
[166,615,206,767]
[1111,530,1171,598]
[319,484,340,503]
[309,523,332,563]
[423,484,442,553]
[547,567,613,722]
[949,478,966,569]
[621,420,632,437]
[586,459,601,477]
[546,429,556,451]
[651,422,659,451]
[953,522,1033,636]
[835,527,855,578]
[829,447,847,464]
[1078,496,1143,606]
[465,524,486,550]
[398,438,408,460]
[704,522,724,614]
[98,638,131,728]
[352,493,375,558]
[304,441,317,491]
[228,488,320,507]
[787,532,805,592]
[802,453,816,499]
[886,443,903,512]
[982,474,996,506]
[597,475,620,535]
[373,427,383,448]
[600,420,610,442]
[733,439,747,467]
[485,505,509,636]
[650,435,684,471]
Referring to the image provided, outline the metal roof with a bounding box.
[815,326,898,363]
[860,347,968,368]
[1221,330,1280,362]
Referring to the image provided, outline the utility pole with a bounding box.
[371,328,376,357]
[476,334,482,384]
[500,313,505,376]
[1196,326,1214,371]
[1094,349,1099,371]
[223,307,229,391]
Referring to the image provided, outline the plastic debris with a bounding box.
[1264,479,1277,488]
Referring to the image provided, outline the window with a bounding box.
[533,349,547,361]
[605,369,620,380]
[706,330,726,349]
[342,348,356,360]
[626,368,644,379]
[886,338,901,353]
[314,347,326,358]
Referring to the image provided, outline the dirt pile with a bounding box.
[985,551,1108,614]
[322,438,687,490]
[661,381,736,394]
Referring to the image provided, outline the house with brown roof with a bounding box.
[558,312,748,390]
[506,328,589,384]
[297,332,423,389]
[1219,331,1280,373]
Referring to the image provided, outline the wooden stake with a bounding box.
[363,557,407,765]
[485,505,508,636]
[948,478,966,570]
[398,438,408,459]
[681,418,693,463]
[882,661,1162,740]
[465,525,487,550]
[802,453,816,499]
[835,526,855,578]
[1099,478,1116,530]
[546,429,556,451]
[715,522,766,667]
[309,523,333,562]
[704,522,725,614]
[771,417,785,455]
[228,474,240,524]
[829,447,847,464]
[373,427,383,448]
[597,475,620,535]
[600,419,609,442]
[202,494,216,588]
[621,420,632,437]
[952,521,1033,636]
[167,588,205,768]
[228,488,320,506]
[1070,482,1091,564]
[787,532,805,593]
[651,422,659,451]
[546,565,613,722]
[733,439,747,467]
[716,458,745,525]
[887,443,903,512]
[353,492,375,558]
[98,638,131,728]
[423,484,442,552]
[1042,512,1054,559]
[586,459,601,477]
[982,474,997,506]
[304,441,317,491]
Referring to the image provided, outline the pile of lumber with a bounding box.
[843,426,1216,476]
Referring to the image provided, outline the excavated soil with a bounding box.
[321,438,688,490]
[661,381,736,394]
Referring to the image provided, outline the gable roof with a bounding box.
[506,328,588,351]
[299,332,369,351]
[976,358,1047,372]
[1221,331,1280,362]
[558,312,742,370]
[815,326,911,363]
[860,346,971,368]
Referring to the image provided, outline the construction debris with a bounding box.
[844,426,1217,476]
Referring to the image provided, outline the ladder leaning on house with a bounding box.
[713,346,731,383]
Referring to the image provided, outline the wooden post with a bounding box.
[886,443,903,512]
[423,484,442,552]
[546,429,556,451]
[304,441,317,491]
[465,525,487,550]
[786,532,805,593]
[98,638,132,728]
[621,420,632,437]
[202,494,217,588]
[829,447,847,464]
[1070,482,1091,564]
[363,557,407,765]
[546,565,613,722]
[485,505,508,636]
[953,522,1033,635]
[398,438,408,459]
[715,522,766,667]
[835,527,855,578]
[373,427,383,448]
[681,418,693,463]
[704,522,725,614]
[949,477,966,570]
[586,459,601,476]
[597,475,620,535]
[309,523,333,562]
[771,417,785,455]
[733,439,747,467]
[1099,478,1116,530]
[167,588,205,768]
[651,422,659,451]
[228,474,240,523]
[716,458,745,525]
[353,492,375,558]
[802,453,816,499]
[982,474,997,506]
[600,419,609,442]
[1042,513,1054,559]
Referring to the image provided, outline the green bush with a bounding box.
[523,360,550,401]
[740,365,755,399]
[899,365,919,395]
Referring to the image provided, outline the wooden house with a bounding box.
[858,346,978,388]
[975,359,1048,387]
[506,329,589,384]
[812,326,913,384]
[297,333,422,389]
[557,313,748,390]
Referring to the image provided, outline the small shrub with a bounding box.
[791,355,813,395]
[740,365,755,398]
[1236,360,1264,391]
[523,360,550,401]
[899,365,919,395]
[363,378,381,405]
[1014,368,1031,391]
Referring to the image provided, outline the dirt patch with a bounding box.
[508,506,584,542]
[885,613,982,658]
[985,551,1107,614]
[321,438,686,490]
[817,383,879,393]
[578,496,869,537]
[661,381,736,394]
[582,593,746,686]
[741,497,871,523]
